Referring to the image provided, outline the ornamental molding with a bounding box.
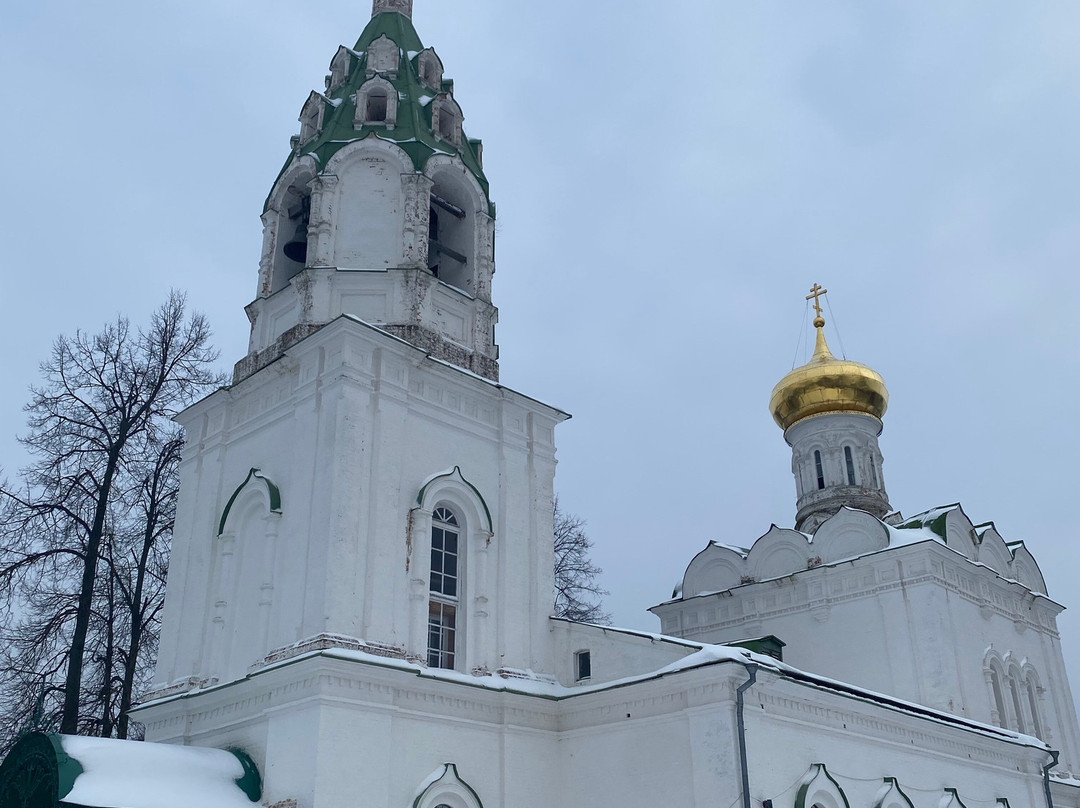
[669,544,1058,639]
[758,675,1048,771]
[218,468,282,536]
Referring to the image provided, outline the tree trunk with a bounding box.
[60,448,121,734]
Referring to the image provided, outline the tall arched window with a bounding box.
[1009,667,1028,734]
[1026,676,1044,739]
[814,450,825,490]
[844,446,857,485]
[428,505,461,669]
[989,665,1008,728]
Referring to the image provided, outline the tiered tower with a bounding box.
[239,0,498,383]
[139,4,568,774]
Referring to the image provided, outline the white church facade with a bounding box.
[2,3,1079,808]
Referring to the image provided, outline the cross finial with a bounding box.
[806,283,828,327]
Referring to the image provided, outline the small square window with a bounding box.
[575,650,591,682]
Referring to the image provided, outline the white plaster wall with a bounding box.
[154,316,565,689]
[332,155,404,269]
[137,653,1054,808]
[656,541,1080,771]
[547,619,700,686]
[745,672,1050,808]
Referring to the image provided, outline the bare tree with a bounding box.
[0,292,220,742]
[553,497,610,624]
[111,432,182,740]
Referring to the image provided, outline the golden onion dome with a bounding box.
[769,299,888,431]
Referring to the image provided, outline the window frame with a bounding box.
[844,446,857,485]
[575,650,592,682]
[427,504,463,670]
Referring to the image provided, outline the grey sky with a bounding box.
[2,1,1079,694]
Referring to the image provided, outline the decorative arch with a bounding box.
[1009,543,1048,594]
[327,45,353,93]
[681,542,747,598]
[264,158,318,294]
[412,764,483,808]
[416,466,492,534]
[432,95,463,146]
[323,135,414,177]
[943,506,977,559]
[1021,662,1046,740]
[1006,660,1029,734]
[984,648,1009,729]
[424,154,485,292]
[416,48,444,90]
[365,34,400,76]
[974,525,1013,577]
[322,138,412,269]
[411,468,494,670]
[813,508,889,564]
[872,778,914,808]
[298,91,326,145]
[355,76,398,128]
[218,469,282,536]
[940,789,968,808]
[795,764,850,808]
[748,525,811,581]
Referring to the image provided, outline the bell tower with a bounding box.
[238,1,498,382]
[770,285,892,532]
[146,2,566,723]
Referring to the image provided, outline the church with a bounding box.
[2,2,1079,807]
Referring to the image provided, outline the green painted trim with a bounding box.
[416,466,492,533]
[411,763,484,808]
[873,778,915,808]
[268,12,492,217]
[795,764,851,808]
[228,748,262,803]
[895,503,961,542]
[944,789,969,808]
[0,731,83,808]
[48,735,83,804]
[218,469,282,536]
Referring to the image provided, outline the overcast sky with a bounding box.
[2,1,1079,693]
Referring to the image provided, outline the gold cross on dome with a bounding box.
[806,283,828,318]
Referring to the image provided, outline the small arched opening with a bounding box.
[270,179,313,294]
[366,88,388,122]
[427,170,475,292]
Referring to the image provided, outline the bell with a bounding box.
[282,220,308,264]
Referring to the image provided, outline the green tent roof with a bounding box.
[268,11,491,215]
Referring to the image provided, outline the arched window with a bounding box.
[365,88,388,122]
[989,665,1008,728]
[814,450,825,490]
[428,505,461,669]
[870,458,880,489]
[1026,676,1044,739]
[355,78,398,128]
[844,446,857,485]
[1009,667,1027,734]
[412,763,483,808]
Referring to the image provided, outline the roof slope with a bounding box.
[269,11,490,212]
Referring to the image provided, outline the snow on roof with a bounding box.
[59,736,256,808]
